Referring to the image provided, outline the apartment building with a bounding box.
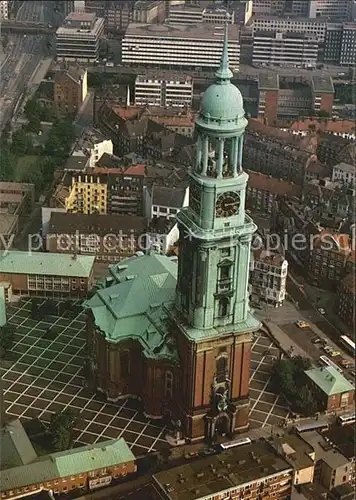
[146,217,179,255]
[253,31,318,68]
[0,0,8,20]
[152,440,293,500]
[56,11,104,62]
[252,0,286,16]
[47,212,147,262]
[72,128,113,169]
[332,162,355,185]
[336,273,355,327]
[0,182,35,250]
[340,22,356,65]
[250,249,288,307]
[0,251,95,299]
[122,23,240,71]
[66,174,108,214]
[148,185,189,219]
[253,16,327,43]
[134,73,193,108]
[308,0,353,21]
[53,67,88,117]
[0,438,135,499]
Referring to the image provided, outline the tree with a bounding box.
[317,110,330,118]
[0,147,14,182]
[48,409,78,452]
[11,128,31,156]
[292,355,312,373]
[0,121,11,147]
[27,116,41,134]
[296,386,318,416]
[0,325,14,357]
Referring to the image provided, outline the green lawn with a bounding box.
[14,155,41,182]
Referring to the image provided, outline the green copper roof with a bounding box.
[0,251,95,278]
[0,438,134,492]
[305,366,354,396]
[196,21,246,132]
[0,286,6,327]
[85,252,179,361]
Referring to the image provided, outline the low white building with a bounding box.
[72,128,113,168]
[252,16,327,42]
[249,249,288,307]
[144,185,189,220]
[332,162,355,186]
[146,217,179,255]
[0,0,8,20]
[134,73,193,108]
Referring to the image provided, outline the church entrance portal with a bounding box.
[215,414,229,436]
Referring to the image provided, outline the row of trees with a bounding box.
[0,325,14,358]
[24,98,54,131]
[271,356,318,417]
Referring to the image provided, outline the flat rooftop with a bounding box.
[301,431,350,470]
[255,30,317,40]
[136,73,193,83]
[258,73,279,90]
[272,434,315,470]
[253,15,328,23]
[56,16,103,35]
[65,11,96,23]
[153,441,292,500]
[311,75,334,94]
[125,23,240,40]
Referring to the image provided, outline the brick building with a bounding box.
[0,251,95,300]
[336,273,355,328]
[53,67,88,118]
[46,212,148,263]
[304,366,354,412]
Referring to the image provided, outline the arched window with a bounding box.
[120,350,130,378]
[165,370,173,398]
[216,356,228,383]
[219,298,229,317]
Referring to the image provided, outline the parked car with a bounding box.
[295,320,309,328]
[330,350,341,358]
[184,451,198,459]
[317,308,326,315]
[312,337,322,344]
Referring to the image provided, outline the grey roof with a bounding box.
[0,419,37,470]
[311,75,334,94]
[125,22,240,40]
[152,186,186,208]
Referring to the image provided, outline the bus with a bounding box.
[340,335,355,356]
[319,355,343,373]
[295,422,329,433]
[337,413,355,426]
[219,438,252,451]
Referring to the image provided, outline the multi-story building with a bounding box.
[0,251,95,299]
[336,273,355,327]
[304,365,355,412]
[324,22,343,63]
[152,440,293,500]
[66,174,108,214]
[253,31,319,68]
[106,1,134,31]
[168,3,203,24]
[53,67,88,117]
[325,423,356,487]
[0,438,136,499]
[122,23,240,71]
[253,16,327,43]
[308,231,352,289]
[308,0,353,22]
[340,22,356,65]
[72,128,113,168]
[332,162,355,185]
[0,182,35,250]
[250,249,288,307]
[46,212,147,262]
[146,217,179,254]
[55,11,104,62]
[134,73,193,108]
[148,185,189,219]
[0,0,8,20]
[246,170,301,214]
[85,26,261,440]
[252,0,286,16]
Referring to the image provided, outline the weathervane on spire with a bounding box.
[215,13,233,82]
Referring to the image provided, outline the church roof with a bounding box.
[84,252,179,361]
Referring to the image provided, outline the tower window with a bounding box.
[219,298,230,317]
[165,371,173,398]
[216,356,228,383]
[220,265,230,280]
[120,350,130,377]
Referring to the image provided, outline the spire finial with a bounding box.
[215,15,233,82]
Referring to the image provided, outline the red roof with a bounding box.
[124,164,145,176]
[290,119,356,134]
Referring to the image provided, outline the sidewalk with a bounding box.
[263,321,312,360]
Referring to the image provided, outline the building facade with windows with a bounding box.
[308,0,353,22]
[340,22,356,65]
[84,25,260,441]
[0,251,95,299]
[122,23,240,71]
[0,0,8,20]
[249,249,288,307]
[53,67,88,117]
[336,273,355,328]
[55,11,104,62]
[253,31,319,68]
[134,73,193,108]
[252,16,327,43]
[148,185,189,220]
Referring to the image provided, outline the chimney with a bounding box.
[126,86,130,107]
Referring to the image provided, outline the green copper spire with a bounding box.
[215,20,233,82]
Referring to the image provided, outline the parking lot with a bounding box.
[2,299,289,455]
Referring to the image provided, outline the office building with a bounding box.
[340,22,356,65]
[122,23,240,71]
[250,249,288,307]
[134,73,193,108]
[253,16,327,43]
[53,67,88,117]
[168,3,235,25]
[325,23,343,63]
[0,251,95,299]
[55,11,104,63]
[253,31,319,68]
[0,0,8,20]
[152,440,293,500]
[252,0,286,16]
[308,0,352,22]
[85,25,260,441]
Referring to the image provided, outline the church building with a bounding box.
[85,24,261,441]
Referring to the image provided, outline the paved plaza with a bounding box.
[1,299,289,455]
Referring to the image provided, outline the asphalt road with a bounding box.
[0,1,53,130]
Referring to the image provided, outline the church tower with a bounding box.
[171,22,261,441]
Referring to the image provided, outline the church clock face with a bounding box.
[215,191,240,218]
[189,182,201,214]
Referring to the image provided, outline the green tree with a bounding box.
[49,409,78,452]
[0,147,15,181]
[11,128,30,156]
[296,386,318,416]
[272,359,297,397]
[24,98,43,121]
[27,116,42,134]
[317,110,330,118]
[292,355,312,373]
[0,121,11,147]
[44,120,75,159]
[0,325,14,357]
